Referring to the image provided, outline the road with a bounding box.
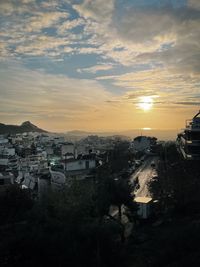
[130,156,158,197]
[110,156,158,218]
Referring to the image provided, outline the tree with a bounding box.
[108,141,130,173]
[148,142,200,217]
[0,179,129,267]
[0,185,33,225]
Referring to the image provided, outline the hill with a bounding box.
[0,121,47,134]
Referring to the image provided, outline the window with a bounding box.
[85,161,89,169]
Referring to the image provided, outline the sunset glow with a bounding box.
[0,0,199,133]
[142,128,152,131]
[137,96,153,111]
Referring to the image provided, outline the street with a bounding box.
[110,156,158,218]
[130,156,159,197]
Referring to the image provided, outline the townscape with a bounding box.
[0,121,158,209]
[1,111,200,266]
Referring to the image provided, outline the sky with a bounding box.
[1,0,200,133]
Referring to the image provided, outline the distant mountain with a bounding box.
[66,129,178,141]
[66,130,128,137]
[0,121,47,134]
[67,130,91,136]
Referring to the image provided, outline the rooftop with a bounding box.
[135,196,153,204]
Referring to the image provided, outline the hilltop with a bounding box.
[0,121,47,134]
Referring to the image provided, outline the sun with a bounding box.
[137,96,153,111]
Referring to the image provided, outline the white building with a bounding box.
[18,155,48,173]
[53,136,65,145]
[38,134,52,144]
[135,196,152,219]
[45,146,54,156]
[0,157,9,166]
[50,170,66,189]
[0,156,18,171]
[50,159,96,189]
[61,143,74,156]
[11,136,23,144]
[75,144,86,157]
[0,147,15,156]
[62,159,96,172]
[22,172,37,190]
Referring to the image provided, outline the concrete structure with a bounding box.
[50,158,96,189]
[22,172,37,190]
[53,136,65,145]
[177,110,200,160]
[18,155,48,173]
[62,159,96,171]
[75,144,86,157]
[50,169,66,189]
[0,138,9,145]
[0,147,15,156]
[45,146,54,156]
[0,156,18,172]
[0,157,9,166]
[135,196,153,219]
[0,172,14,185]
[61,143,74,157]
[38,134,51,144]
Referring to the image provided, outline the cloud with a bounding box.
[1,0,200,72]
[1,63,164,131]
[57,18,85,35]
[0,1,72,59]
[188,0,200,10]
[15,35,74,57]
[115,7,176,44]
[76,46,102,55]
[97,66,200,112]
[77,64,114,73]
[0,1,31,15]
[73,0,200,77]
[175,101,200,106]
[25,12,69,32]
[73,0,114,24]
[1,0,200,131]
[0,63,115,129]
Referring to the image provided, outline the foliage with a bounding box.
[148,142,200,217]
[0,140,138,267]
[0,181,129,267]
[95,161,137,221]
[0,185,33,225]
[108,140,131,172]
